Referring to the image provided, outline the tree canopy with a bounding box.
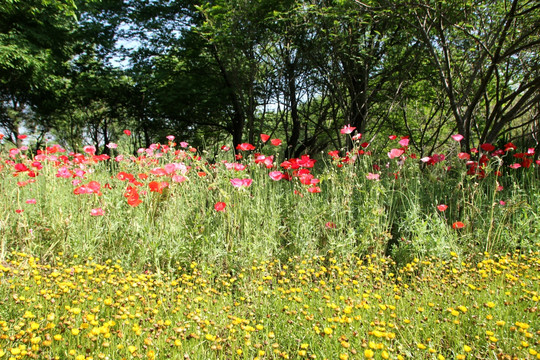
[1,0,539,154]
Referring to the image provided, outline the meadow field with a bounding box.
[0,132,539,359]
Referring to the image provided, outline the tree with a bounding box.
[0,0,78,145]
[387,0,540,151]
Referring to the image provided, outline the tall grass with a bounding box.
[1,137,539,272]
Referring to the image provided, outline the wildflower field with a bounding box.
[0,131,539,359]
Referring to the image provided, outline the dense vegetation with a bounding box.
[1,1,539,358]
[1,0,539,154]
[1,131,539,268]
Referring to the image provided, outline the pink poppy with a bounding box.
[269,171,284,181]
[230,178,252,187]
[90,208,105,216]
[398,138,409,147]
[366,173,380,181]
[451,134,464,142]
[388,148,404,159]
[340,124,356,134]
[83,146,96,155]
[236,143,256,151]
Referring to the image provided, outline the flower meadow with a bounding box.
[0,251,538,360]
[0,130,540,359]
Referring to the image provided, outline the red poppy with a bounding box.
[480,143,495,152]
[437,204,448,212]
[270,138,282,146]
[260,134,270,143]
[328,150,339,158]
[214,202,226,212]
[149,181,169,193]
[325,222,336,229]
[452,221,465,229]
[123,129,131,136]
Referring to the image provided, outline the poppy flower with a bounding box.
[269,171,283,181]
[307,186,321,193]
[166,135,175,141]
[328,150,339,158]
[451,134,464,142]
[230,178,252,187]
[480,143,495,152]
[236,143,256,151]
[172,175,187,183]
[17,134,27,140]
[325,222,336,229]
[340,124,356,134]
[388,148,404,159]
[437,204,448,212]
[453,221,465,229]
[214,202,226,212]
[352,133,362,141]
[123,129,131,136]
[398,138,410,147]
[221,145,230,151]
[270,138,282,146]
[26,198,36,204]
[388,135,397,140]
[90,208,105,216]
[149,181,169,193]
[260,134,270,142]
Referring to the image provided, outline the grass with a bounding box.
[1,136,539,271]
[0,134,539,358]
